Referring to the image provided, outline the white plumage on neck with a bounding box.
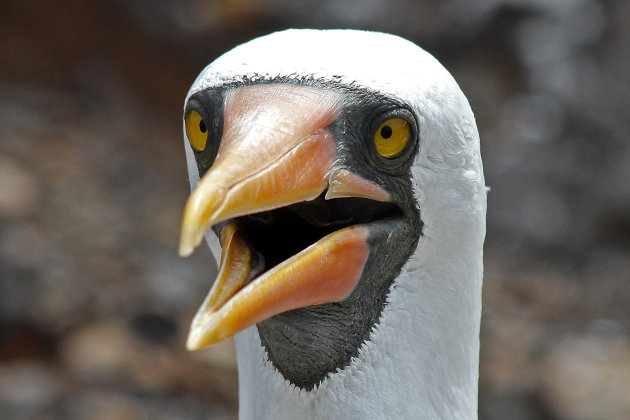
[185,29,486,419]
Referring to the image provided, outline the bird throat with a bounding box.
[255,216,420,390]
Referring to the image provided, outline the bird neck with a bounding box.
[233,145,486,419]
[233,222,484,419]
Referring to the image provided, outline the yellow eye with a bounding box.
[185,109,208,151]
[374,118,411,158]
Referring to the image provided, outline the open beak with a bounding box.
[180,84,390,350]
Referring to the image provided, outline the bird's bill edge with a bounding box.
[186,223,369,349]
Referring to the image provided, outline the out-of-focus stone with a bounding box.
[0,362,62,409]
[539,326,630,420]
[480,315,543,392]
[0,158,39,218]
[60,321,135,382]
[141,250,211,312]
[64,388,234,420]
[0,222,49,271]
[60,320,177,391]
[1,1,630,419]
[64,389,145,420]
[59,318,238,402]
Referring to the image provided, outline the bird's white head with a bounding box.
[180,29,486,419]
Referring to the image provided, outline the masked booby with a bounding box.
[179,29,486,419]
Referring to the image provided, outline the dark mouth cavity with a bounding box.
[234,193,402,272]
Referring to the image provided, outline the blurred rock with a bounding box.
[0,158,39,218]
[0,362,63,413]
[141,250,211,313]
[539,325,630,420]
[1,0,629,419]
[60,321,136,383]
[65,391,143,420]
[60,320,185,391]
[480,315,542,392]
[58,319,238,403]
[64,388,233,420]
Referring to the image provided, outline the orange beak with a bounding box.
[179,84,390,350]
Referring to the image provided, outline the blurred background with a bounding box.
[1,0,629,419]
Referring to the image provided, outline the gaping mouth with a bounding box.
[235,194,401,276]
[185,190,403,350]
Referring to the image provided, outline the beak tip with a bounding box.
[186,325,207,351]
[178,240,193,257]
[187,323,223,350]
[179,228,203,258]
[186,337,202,351]
[178,244,193,258]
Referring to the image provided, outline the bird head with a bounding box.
[179,29,486,391]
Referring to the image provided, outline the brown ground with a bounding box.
[1,1,629,419]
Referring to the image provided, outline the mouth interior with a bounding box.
[233,193,401,274]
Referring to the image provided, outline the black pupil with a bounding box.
[199,119,207,133]
[380,125,392,139]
